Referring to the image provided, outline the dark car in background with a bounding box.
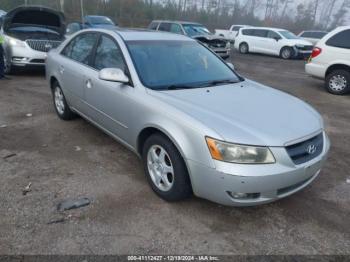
[148,20,231,59]
[1,6,66,73]
[66,15,117,36]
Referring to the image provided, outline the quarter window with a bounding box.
[93,35,126,71]
[326,30,350,49]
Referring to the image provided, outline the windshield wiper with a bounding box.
[202,79,240,87]
[161,84,202,90]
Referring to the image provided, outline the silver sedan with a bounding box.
[46,29,330,206]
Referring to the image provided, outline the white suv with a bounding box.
[234,27,313,59]
[306,26,350,95]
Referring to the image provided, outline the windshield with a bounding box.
[279,31,299,39]
[127,40,240,90]
[183,24,211,37]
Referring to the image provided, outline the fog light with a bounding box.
[228,192,260,200]
[12,57,29,62]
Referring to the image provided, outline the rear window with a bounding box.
[326,29,350,49]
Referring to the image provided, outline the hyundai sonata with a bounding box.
[46,29,330,206]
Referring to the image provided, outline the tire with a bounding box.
[280,47,294,60]
[239,43,249,54]
[325,69,350,95]
[3,55,13,75]
[52,81,76,120]
[142,133,192,202]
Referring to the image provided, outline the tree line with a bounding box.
[0,0,349,33]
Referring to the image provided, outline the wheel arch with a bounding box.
[50,76,59,89]
[326,64,350,76]
[137,125,195,189]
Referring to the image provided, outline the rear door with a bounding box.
[84,34,134,142]
[251,29,268,53]
[59,32,99,112]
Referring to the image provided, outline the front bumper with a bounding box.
[211,47,230,58]
[188,132,330,206]
[294,47,312,58]
[5,43,47,67]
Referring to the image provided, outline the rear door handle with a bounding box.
[59,65,65,74]
[86,79,93,89]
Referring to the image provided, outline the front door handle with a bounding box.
[86,79,93,89]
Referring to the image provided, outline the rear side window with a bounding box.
[253,30,268,37]
[158,23,171,32]
[326,29,350,49]
[62,33,99,65]
[148,22,159,30]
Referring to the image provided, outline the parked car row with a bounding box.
[148,20,231,59]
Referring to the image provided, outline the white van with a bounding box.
[306,26,350,95]
[234,27,313,59]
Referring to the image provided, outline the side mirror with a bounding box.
[274,37,281,41]
[227,62,235,70]
[99,68,129,83]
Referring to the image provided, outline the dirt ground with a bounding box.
[0,51,349,255]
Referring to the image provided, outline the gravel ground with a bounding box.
[0,51,349,255]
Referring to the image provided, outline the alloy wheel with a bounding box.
[147,145,174,192]
[54,86,65,115]
[329,75,347,92]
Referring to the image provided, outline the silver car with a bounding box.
[46,29,330,206]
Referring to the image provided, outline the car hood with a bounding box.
[284,38,313,46]
[150,80,323,146]
[2,6,66,36]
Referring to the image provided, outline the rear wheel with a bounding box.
[280,47,294,59]
[239,43,249,54]
[326,70,350,95]
[3,55,13,75]
[142,133,192,202]
[52,81,76,120]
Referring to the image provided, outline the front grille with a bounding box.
[26,40,62,52]
[286,133,323,165]
[209,40,227,49]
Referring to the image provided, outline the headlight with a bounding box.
[206,137,275,164]
[6,37,26,47]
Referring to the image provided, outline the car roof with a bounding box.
[82,28,194,41]
[150,20,202,25]
[301,30,328,33]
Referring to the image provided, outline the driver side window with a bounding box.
[267,31,281,39]
[93,35,126,71]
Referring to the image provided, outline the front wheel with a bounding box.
[280,47,294,60]
[142,134,192,202]
[52,82,76,120]
[326,70,350,95]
